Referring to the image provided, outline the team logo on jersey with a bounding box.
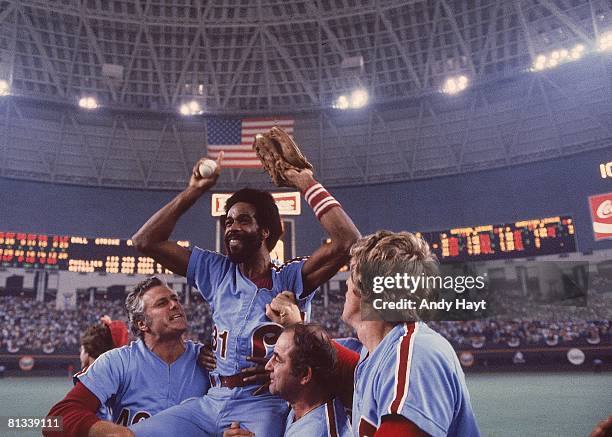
[116,408,151,426]
[251,323,283,358]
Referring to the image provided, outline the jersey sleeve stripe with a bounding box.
[389,322,417,415]
[325,400,339,437]
[274,256,308,272]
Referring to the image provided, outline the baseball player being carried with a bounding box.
[128,130,360,437]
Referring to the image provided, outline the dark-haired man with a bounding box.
[129,151,360,436]
[44,277,210,437]
[268,323,351,437]
[223,323,351,437]
[78,316,129,371]
[74,316,129,422]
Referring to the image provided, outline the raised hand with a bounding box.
[189,152,223,190]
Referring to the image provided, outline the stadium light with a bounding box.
[333,89,369,109]
[179,100,202,116]
[333,95,349,110]
[532,43,586,71]
[0,79,9,96]
[598,31,612,52]
[350,88,369,108]
[78,96,98,110]
[569,44,586,59]
[442,75,469,95]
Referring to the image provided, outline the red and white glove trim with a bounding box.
[304,182,341,220]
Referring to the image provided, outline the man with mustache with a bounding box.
[128,151,360,436]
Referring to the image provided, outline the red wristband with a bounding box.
[304,182,341,220]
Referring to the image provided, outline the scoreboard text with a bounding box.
[418,216,576,262]
[0,233,189,274]
[0,215,576,273]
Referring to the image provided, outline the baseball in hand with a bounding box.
[198,159,217,178]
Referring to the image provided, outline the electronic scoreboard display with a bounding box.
[0,232,189,274]
[418,215,576,262]
[0,216,576,273]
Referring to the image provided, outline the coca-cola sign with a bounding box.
[589,193,612,240]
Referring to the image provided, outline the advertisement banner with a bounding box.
[589,192,612,240]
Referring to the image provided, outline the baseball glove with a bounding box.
[253,126,313,187]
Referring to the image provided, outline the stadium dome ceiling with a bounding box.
[0,0,610,113]
[0,0,610,191]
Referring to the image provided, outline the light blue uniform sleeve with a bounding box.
[186,247,231,303]
[278,259,315,318]
[278,259,305,294]
[375,334,474,437]
[334,337,363,354]
[77,348,126,407]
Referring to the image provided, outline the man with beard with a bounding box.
[128,153,360,437]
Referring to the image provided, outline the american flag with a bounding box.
[206,117,295,168]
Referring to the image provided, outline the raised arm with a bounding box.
[284,169,360,295]
[132,154,223,277]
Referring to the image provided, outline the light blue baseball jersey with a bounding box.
[284,397,352,437]
[352,322,480,437]
[78,339,209,426]
[333,337,363,354]
[73,368,111,421]
[187,248,314,375]
[142,248,314,437]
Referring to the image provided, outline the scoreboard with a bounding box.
[0,232,189,275]
[418,216,576,262]
[0,215,576,273]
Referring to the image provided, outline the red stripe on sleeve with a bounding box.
[326,400,338,437]
[389,323,415,414]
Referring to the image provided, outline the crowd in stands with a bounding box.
[429,320,610,349]
[0,296,125,354]
[0,289,610,354]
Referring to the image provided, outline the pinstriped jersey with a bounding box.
[352,322,480,437]
[187,248,314,377]
[284,397,352,437]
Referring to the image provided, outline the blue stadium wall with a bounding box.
[1,147,610,256]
